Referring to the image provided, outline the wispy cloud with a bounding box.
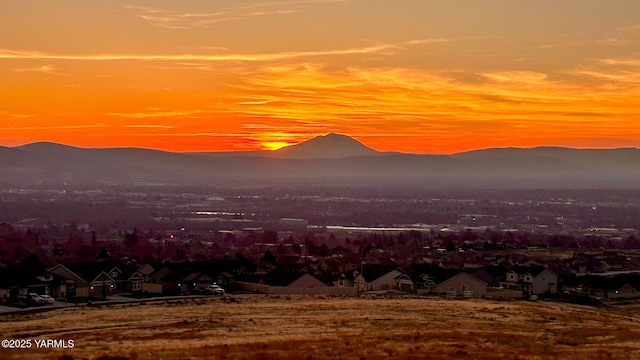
[0,111,34,119]
[126,1,351,29]
[403,39,450,46]
[227,62,640,149]
[13,65,67,75]
[569,58,640,87]
[596,58,640,67]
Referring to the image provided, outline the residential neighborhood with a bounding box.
[2,186,640,311]
[4,241,640,311]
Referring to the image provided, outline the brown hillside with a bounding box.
[2,296,640,360]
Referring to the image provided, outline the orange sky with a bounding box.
[2,1,640,153]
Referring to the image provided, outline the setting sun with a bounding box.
[260,141,291,151]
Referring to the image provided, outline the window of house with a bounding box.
[132,281,142,291]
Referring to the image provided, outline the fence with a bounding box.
[238,282,358,295]
[142,283,163,294]
[485,287,523,298]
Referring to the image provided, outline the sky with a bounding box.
[1,0,640,154]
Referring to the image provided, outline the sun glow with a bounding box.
[259,141,291,151]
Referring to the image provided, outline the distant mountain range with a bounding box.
[1,133,639,188]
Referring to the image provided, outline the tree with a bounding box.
[97,246,111,260]
[76,245,95,259]
[262,250,276,265]
[623,235,640,249]
[318,243,330,257]
[446,239,457,252]
[461,229,478,242]
[547,235,565,248]
[21,253,44,273]
[262,230,278,243]
[276,243,287,255]
[124,230,139,247]
[235,252,248,263]
[53,245,63,257]
[175,246,186,261]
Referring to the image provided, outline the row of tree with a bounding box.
[1,222,639,267]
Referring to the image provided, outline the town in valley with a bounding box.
[2,183,639,308]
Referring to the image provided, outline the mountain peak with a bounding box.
[273,133,378,159]
[323,132,352,139]
[17,141,77,149]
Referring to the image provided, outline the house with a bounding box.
[275,255,304,270]
[147,261,233,295]
[0,267,61,302]
[339,254,362,273]
[100,264,156,295]
[434,272,488,297]
[89,271,116,300]
[133,264,162,294]
[353,265,392,292]
[409,273,437,294]
[405,264,460,292]
[126,271,146,293]
[183,272,215,293]
[471,266,507,287]
[576,274,640,300]
[287,273,329,288]
[51,263,118,300]
[216,272,238,291]
[152,265,194,295]
[355,268,415,293]
[316,258,343,275]
[336,271,355,288]
[47,264,91,300]
[500,266,558,296]
[106,266,126,292]
[137,264,155,279]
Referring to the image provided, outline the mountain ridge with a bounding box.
[3,135,640,188]
[15,136,639,158]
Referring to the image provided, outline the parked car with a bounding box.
[15,294,30,305]
[26,293,46,304]
[206,284,225,295]
[40,294,56,304]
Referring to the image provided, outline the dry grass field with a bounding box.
[2,295,640,360]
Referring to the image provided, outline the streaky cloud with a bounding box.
[122,125,176,129]
[110,110,205,119]
[0,124,106,131]
[0,44,394,62]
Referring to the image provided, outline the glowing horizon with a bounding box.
[2,1,640,154]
